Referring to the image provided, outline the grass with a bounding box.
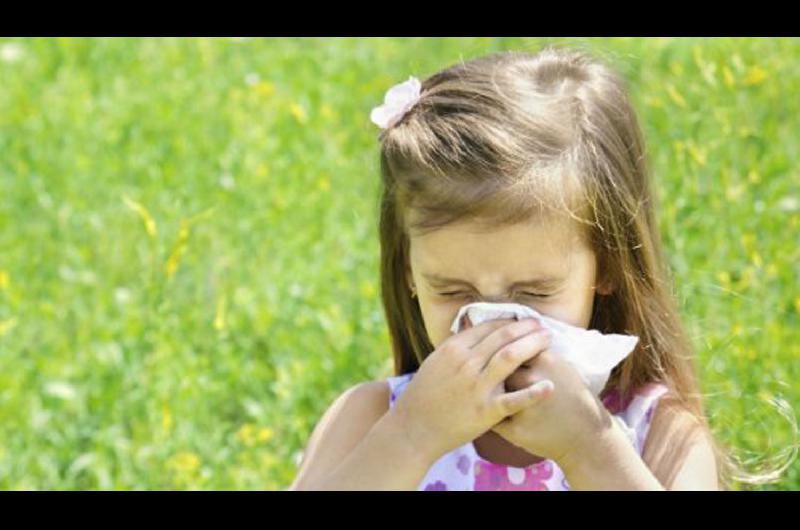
[0,37,797,490]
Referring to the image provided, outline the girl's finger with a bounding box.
[449,318,517,350]
[479,328,552,389]
[467,317,542,371]
[494,379,554,417]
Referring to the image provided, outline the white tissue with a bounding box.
[449,302,638,397]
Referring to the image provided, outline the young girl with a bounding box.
[289,46,765,491]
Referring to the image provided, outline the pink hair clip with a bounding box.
[370,76,421,129]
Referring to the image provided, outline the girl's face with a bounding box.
[406,215,612,349]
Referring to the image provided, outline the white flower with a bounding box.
[370,76,421,129]
[44,381,77,401]
[114,287,132,305]
[219,173,235,190]
[244,72,260,86]
[0,43,24,63]
[778,196,798,212]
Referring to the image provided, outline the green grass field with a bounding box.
[0,37,797,490]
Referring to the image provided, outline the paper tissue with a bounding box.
[450,302,638,398]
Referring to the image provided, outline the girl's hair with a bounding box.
[374,46,796,490]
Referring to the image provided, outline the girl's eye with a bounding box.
[438,292,549,298]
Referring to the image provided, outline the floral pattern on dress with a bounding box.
[424,480,448,491]
[473,460,554,491]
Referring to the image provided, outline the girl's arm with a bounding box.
[288,381,440,491]
[558,401,718,490]
[558,419,667,490]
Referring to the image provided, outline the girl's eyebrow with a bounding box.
[422,272,565,290]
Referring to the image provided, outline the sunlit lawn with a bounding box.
[0,37,797,490]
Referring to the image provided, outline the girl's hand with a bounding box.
[392,317,554,461]
[489,343,610,465]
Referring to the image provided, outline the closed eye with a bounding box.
[438,291,550,298]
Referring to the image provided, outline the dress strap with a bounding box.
[603,382,671,455]
[386,372,415,408]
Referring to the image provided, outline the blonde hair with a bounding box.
[374,46,796,490]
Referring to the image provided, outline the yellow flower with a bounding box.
[168,451,200,474]
[758,390,773,403]
[693,46,717,87]
[738,268,755,290]
[743,66,768,87]
[236,423,257,446]
[765,263,778,277]
[692,46,704,70]
[259,452,278,469]
[666,84,687,108]
[321,104,335,120]
[716,271,731,288]
[747,170,761,184]
[751,252,763,269]
[237,424,274,446]
[122,196,157,239]
[165,221,190,278]
[359,280,376,299]
[214,293,227,331]
[0,270,8,290]
[257,427,274,443]
[740,233,755,250]
[291,359,307,377]
[794,297,800,315]
[645,96,664,109]
[253,80,275,98]
[669,61,684,77]
[317,176,331,192]
[732,324,743,336]
[289,103,308,123]
[162,405,173,433]
[686,142,707,167]
[726,184,745,201]
[722,66,735,89]
[0,318,18,337]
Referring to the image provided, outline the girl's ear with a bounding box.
[594,256,615,296]
[595,277,614,296]
[404,258,415,292]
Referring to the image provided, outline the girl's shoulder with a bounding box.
[359,379,393,407]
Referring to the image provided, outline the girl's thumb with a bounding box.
[528,379,554,400]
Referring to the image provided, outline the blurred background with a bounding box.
[0,37,797,490]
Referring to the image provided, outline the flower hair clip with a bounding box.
[370,76,421,129]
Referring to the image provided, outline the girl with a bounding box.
[289,46,770,490]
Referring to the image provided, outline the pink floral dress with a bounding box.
[386,371,669,491]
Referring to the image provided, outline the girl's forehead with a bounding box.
[409,215,593,274]
[410,215,585,250]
